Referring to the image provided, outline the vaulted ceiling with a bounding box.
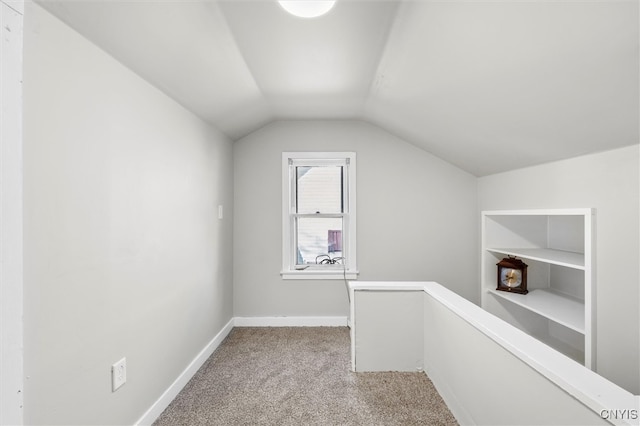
[35,0,639,176]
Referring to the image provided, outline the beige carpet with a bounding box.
[154,327,458,425]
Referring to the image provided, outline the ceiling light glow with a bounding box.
[278,0,336,18]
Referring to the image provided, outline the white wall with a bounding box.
[22,4,234,424]
[350,282,636,426]
[353,290,424,372]
[422,289,623,426]
[233,120,478,318]
[1,1,24,424]
[478,145,640,394]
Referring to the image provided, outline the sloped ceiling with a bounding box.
[34,0,639,176]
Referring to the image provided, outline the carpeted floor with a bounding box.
[154,327,458,425]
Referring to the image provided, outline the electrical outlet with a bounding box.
[111,357,126,392]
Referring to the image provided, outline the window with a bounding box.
[281,152,357,279]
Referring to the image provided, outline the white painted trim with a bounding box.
[134,319,234,426]
[234,316,348,327]
[136,316,348,424]
[482,207,594,216]
[281,152,357,279]
[281,270,358,280]
[1,3,24,425]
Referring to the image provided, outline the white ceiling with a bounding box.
[35,0,639,176]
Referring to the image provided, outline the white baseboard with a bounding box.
[136,316,347,425]
[234,316,348,327]
[135,318,234,426]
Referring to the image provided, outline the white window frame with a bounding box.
[281,152,358,280]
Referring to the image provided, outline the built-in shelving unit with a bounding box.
[481,209,595,369]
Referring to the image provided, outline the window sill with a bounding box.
[281,266,359,280]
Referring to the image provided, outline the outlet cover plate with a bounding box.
[111,357,126,392]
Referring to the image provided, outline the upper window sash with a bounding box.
[289,160,350,216]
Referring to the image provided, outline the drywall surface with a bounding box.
[349,282,636,425]
[478,145,640,394]
[367,1,639,177]
[233,120,477,318]
[22,4,233,424]
[353,290,423,372]
[423,291,611,426]
[1,1,24,424]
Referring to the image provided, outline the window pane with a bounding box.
[296,217,343,265]
[296,166,343,214]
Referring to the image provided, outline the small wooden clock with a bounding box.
[496,256,528,294]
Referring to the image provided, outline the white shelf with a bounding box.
[486,248,585,270]
[482,208,594,368]
[488,288,585,334]
[483,208,593,216]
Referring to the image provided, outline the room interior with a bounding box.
[1,0,638,424]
